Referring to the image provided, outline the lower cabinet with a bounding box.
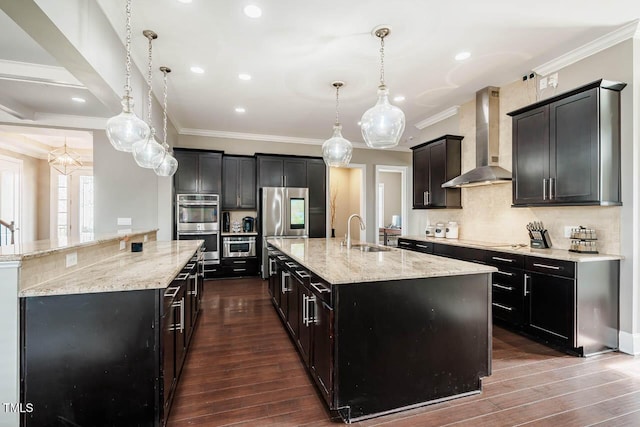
[398,238,619,356]
[221,257,259,277]
[21,255,204,427]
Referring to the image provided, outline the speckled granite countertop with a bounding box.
[267,237,495,285]
[19,240,202,297]
[400,235,623,262]
[0,229,158,262]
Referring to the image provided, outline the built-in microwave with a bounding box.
[222,236,256,258]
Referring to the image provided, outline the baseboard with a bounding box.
[619,330,640,355]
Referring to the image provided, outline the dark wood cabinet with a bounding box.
[307,159,327,238]
[174,149,222,194]
[221,257,259,277]
[509,80,625,207]
[526,271,574,346]
[222,156,256,209]
[411,135,462,209]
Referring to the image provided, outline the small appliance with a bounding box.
[222,211,230,232]
[434,223,446,238]
[242,216,255,232]
[425,225,435,236]
[223,236,256,258]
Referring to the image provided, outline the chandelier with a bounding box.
[48,139,83,175]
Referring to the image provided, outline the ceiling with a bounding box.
[1,1,640,151]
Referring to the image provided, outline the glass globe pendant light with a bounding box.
[154,66,179,177]
[105,0,150,152]
[133,30,166,169]
[360,26,405,149]
[322,81,352,167]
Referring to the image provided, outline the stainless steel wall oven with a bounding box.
[177,194,220,265]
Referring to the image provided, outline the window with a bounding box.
[51,168,94,241]
[0,156,21,245]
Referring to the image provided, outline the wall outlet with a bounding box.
[117,217,132,226]
[119,240,126,250]
[66,252,78,268]
[539,77,548,90]
[143,234,148,242]
[548,73,559,88]
[564,225,578,238]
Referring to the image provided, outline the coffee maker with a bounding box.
[222,212,230,232]
[242,216,254,232]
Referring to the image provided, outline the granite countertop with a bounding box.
[267,237,495,285]
[19,240,202,297]
[401,235,623,262]
[0,229,158,262]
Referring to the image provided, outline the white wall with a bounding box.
[378,171,402,227]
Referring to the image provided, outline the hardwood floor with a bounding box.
[168,278,640,427]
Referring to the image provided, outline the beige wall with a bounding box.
[0,148,50,242]
[179,135,411,241]
[329,167,362,240]
[378,171,402,227]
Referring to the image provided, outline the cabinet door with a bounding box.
[512,106,550,205]
[412,146,429,208]
[297,285,312,365]
[428,141,446,207]
[527,272,574,345]
[307,159,326,210]
[311,299,333,405]
[222,157,239,209]
[550,88,599,203]
[198,153,222,194]
[162,309,176,412]
[284,158,307,187]
[239,157,256,208]
[258,157,284,188]
[288,276,301,338]
[174,151,199,194]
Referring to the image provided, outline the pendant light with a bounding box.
[132,30,166,169]
[360,26,405,149]
[322,81,353,167]
[105,0,150,152]
[154,66,179,177]
[48,138,83,175]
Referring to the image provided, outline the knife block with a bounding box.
[530,230,552,249]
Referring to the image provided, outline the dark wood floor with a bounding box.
[168,277,640,427]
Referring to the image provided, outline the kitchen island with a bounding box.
[0,233,202,427]
[266,237,496,423]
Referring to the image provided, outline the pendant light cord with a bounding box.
[145,34,154,130]
[335,84,340,126]
[123,0,133,110]
[162,69,169,150]
[379,35,385,86]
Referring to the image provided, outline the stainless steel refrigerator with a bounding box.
[260,187,309,278]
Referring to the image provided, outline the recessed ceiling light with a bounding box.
[235,107,246,113]
[393,95,405,102]
[190,66,205,74]
[238,73,252,81]
[455,51,471,61]
[243,4,262,18]
[71,97,86,103]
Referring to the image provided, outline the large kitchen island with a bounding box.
[266,237,496,423]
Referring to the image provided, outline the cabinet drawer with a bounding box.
[397,239,416,250]
[492,267,523,288]
[486,251,524,269]
[525,257,575,279]
[434,244,486,264]
[222,257,258,267]
[492,298,523,325]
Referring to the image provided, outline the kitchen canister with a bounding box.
[425,225,436,236]
[434,223,446,238]
[445,221,459,239]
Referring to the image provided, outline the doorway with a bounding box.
[328,164,366,242]
[375,165,408,245]
[50,167,94,242]
[0,155,22,245]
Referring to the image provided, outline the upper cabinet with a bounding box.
[508,79,625,207]
[257,156,307,188]
[411,135,462,209]
[222,155,256,210]
[174,149,222,194]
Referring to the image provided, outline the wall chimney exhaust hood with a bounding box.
[441,87,512,188]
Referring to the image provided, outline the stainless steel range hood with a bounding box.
[442,87,512,188]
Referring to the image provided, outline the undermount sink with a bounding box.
[351,244,392,253]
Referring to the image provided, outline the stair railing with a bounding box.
[0,219,15,246]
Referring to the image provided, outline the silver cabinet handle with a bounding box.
[296,271,311,278]
[171,298,185,332]
[492,283,514,291]
[269,258,276,276]
[416,244,429,249]
[281,272,290,293]
[186,263,195,269]
[233,268,246,272]
[492,302,513,312]
[233,260,247,264]
[310,282,330,294]
[285,261,297,268]
[495,270,514,277]
[302,294,308,326]
[549,177,556,200]
[492,256,514,263]
[423,191,427,205]
[176,272,189,281]
[164,286,180,298]
[305,295,317,326]
[399,241,410,246]
[524,273,530,296]
[533,263,561,270]
[543,178,548,200]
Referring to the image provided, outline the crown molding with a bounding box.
[178,128,411,152]
[0,59,84,88]
[414,106,460,130]
[0,113,107,130]
[533,19,640,76]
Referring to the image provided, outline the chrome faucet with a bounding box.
[346,214,366,249]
